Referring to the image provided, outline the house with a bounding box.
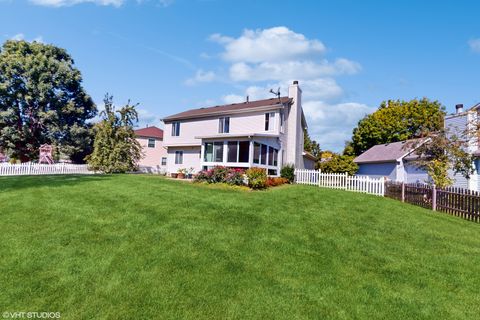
[162,81,311,175]
[354,102,480,190]
[354,139,431,183]
[134,126,167,173]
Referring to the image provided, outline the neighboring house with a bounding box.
[134,126,167,173]
[354,102,480,190]
[162,81,310,175]
[354,139,431,183]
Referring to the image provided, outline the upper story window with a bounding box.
[172,122,180,136]
[219,117,230,133]
[148,138,155,148]
[265,112,275,131]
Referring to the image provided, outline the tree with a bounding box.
[304,128,321,158]
[0,40,96,162]
[350,98,445,156]
[318,154,358,175]
[408,131,474,188]
[86,94,142,173]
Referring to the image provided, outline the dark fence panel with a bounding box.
[385,182,480,223]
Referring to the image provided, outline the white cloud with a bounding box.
[30,0,124,6]
[210,27,325,63]
[229,59,360,82]
[202,26,367,151]
[184,69,216,86]
[222,94,244,104]
[469,38,480,53]
[10,33,25,41]
[136,108,163,128]
[303,101,374,151]
[9,33,44,43]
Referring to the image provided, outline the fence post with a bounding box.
[401,182,405,202]
[432,184,437,211]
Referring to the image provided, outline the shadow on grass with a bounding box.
[0,174,114,192]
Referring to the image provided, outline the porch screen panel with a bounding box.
[238,141,249,163]
[253,142,261,164]
[204,143,214,162]
[214,142,224,162]
[227,141,238,162]
[261,144,267,165]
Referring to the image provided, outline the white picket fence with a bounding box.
[295,169,385,196]
[0,163,94,176]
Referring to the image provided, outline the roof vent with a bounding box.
[293,80,299,85]
[455,104,464,114]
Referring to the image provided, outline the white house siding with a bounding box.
[167,147,202,174]
[357,162,397,180]
[164,110,281,147]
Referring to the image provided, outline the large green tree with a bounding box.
[350,98,445,156]
[86,95,142,173]
[0,40,96,162]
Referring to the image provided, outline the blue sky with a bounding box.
[1,0,479,151]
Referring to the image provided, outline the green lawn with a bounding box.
[0,175,479,319]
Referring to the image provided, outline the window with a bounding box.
[227,141,238,162]
[214,142,224,162]
[227,141,249,163]
[268,147,274,166]
[175,151,183,164]
[171,122,180,136]
[204,142,224,162]
[161,157,167,166]
[238,141,249,163]
[268,169,278,176]
[148,138,155,148]
[260,144,267,165]
[204,142,214,162]
[265,112,275,131]
[253,142,261,164]
[267,147,278,166]
[219,117,230,133]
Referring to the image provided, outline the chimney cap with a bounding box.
[455,104,464,114]
[293,80,299,85]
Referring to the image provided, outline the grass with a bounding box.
[0,174,479,319]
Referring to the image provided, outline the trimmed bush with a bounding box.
[245,167,267,189]
[280,164,295,183]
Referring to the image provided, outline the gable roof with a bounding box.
[163,97,292,122]
[134,126,164,139]
[354,139,426,164]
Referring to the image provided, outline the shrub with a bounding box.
[280,164,295,183]
[266,177,289,187]
[210,166,229,183]
[225,168,245,185]
[193,169,211,183]
[246,167,267,189]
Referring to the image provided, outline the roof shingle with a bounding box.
[134,126,164,139]
[163,97,292,121]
